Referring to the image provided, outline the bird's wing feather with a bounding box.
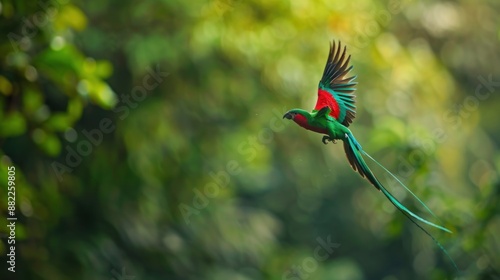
[315,41,357,127]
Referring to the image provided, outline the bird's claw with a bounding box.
[322,136,336,145]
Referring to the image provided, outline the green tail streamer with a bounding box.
[345,134,459,272]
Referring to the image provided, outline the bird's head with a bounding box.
[283,109,310,125]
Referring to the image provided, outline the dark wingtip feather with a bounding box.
[319,40,357,127]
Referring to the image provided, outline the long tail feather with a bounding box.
[343,133,459,271]
[361,151,440,221]
[344,134,451,232]
[379,185,460,272]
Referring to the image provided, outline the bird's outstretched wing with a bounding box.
[315,41,357,127]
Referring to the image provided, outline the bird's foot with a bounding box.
[322,136,336,145]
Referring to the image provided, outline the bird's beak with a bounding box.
[283,112,293,120]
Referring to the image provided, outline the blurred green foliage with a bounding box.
[1,0,500,279]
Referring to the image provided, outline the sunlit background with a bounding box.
[1,0,499,279]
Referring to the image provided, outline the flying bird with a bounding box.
[283,40,457,270]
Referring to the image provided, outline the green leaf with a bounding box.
[96,61,113,78]
[0,112,26,137]
[67,98,83,121]
[54,5,88,31]
[89,81,117,109]
[22,87,44,115]
[33,129,62,156]
[35,45,85,85]
[0,75,13,96]
[45,113,71,131]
